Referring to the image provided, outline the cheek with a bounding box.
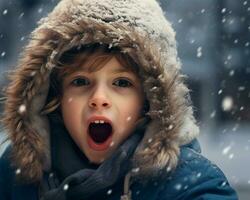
[118,96,143,134]
[61,97,83,135]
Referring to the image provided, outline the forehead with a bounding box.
[60,54,137,77]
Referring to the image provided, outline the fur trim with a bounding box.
[2,0,199,182]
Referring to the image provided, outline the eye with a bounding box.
[113,78,133,88]
[71,77,90,86]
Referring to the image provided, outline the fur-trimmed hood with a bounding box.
[2,0,199,182]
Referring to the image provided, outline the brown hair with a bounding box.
[41,44,142,116]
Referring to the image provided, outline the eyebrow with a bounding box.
[111,67,132,74]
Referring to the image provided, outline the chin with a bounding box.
[85,151,108,164]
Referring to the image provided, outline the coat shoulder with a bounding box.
[156,142,239,200]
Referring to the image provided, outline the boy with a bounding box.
[0,0,238,199]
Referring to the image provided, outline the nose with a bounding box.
[88,87,111,110]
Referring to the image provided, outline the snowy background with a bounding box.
[0,0,249,199]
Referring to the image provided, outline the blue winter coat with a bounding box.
[0,139,238,200]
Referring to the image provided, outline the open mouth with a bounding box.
[88,122,113,144]
[87,122,113,151]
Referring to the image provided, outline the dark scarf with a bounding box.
[39,116,150,200]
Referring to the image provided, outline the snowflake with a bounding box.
[222,145,231,155]
[178,18,183,23]
[174,183,182,190]
[229,70,235,76]
[107,189,112,195]
[18,104,26,114]
[228,153,234,159]
[1,52,6,57]
[221,181,227,187]
[148,138,152,143]
[38,8,43,13]
[221,8,227,13]
[222,96,233,111]
[196,47,202,58]
[68,98,73,103]
[126,116,132,121]
[15,168,21,175]
[2,9,8,15]
[63,184,69,191]
[210,111,216,118]
[132,167,140,173]
[109,141,115,147]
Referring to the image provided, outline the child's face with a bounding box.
[61,56,144,164]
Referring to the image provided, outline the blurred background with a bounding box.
[0,0,249,199]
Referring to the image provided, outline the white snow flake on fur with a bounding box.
[18,104,26,114]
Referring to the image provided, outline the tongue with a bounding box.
[89,123,112,143]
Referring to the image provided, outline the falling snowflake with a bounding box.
[20,36,25,41]
[18,12,24,19]
[68,98,73,103]
[63,184,69,191]
[166,166,172,172]
[222,96,233,111]
[190,39,195,44]
[228,153,234,159]
[221,181,227,187]
[126,116,132,121]
[174,183,182,190]
[38,8,43,13]
[233,39,238,44]
[221,8,227,13]
[232,124,239,132]
[227,55,232,60]
[196,46,202,58]
[132,167,140,173]
[15,168,21,175]
[229,70,235,76]
[243,1,248,6]
[201,9,205,13]
[109,141,115,147]
[218,89,223,95]
[222,145,231,155]
[3,9,8,15]
[107,189,112,195]
[148,138,152,143]
[178,18,183,23]
[1,52,6,57]
[196,172,202,178]
[210,111,216,118]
